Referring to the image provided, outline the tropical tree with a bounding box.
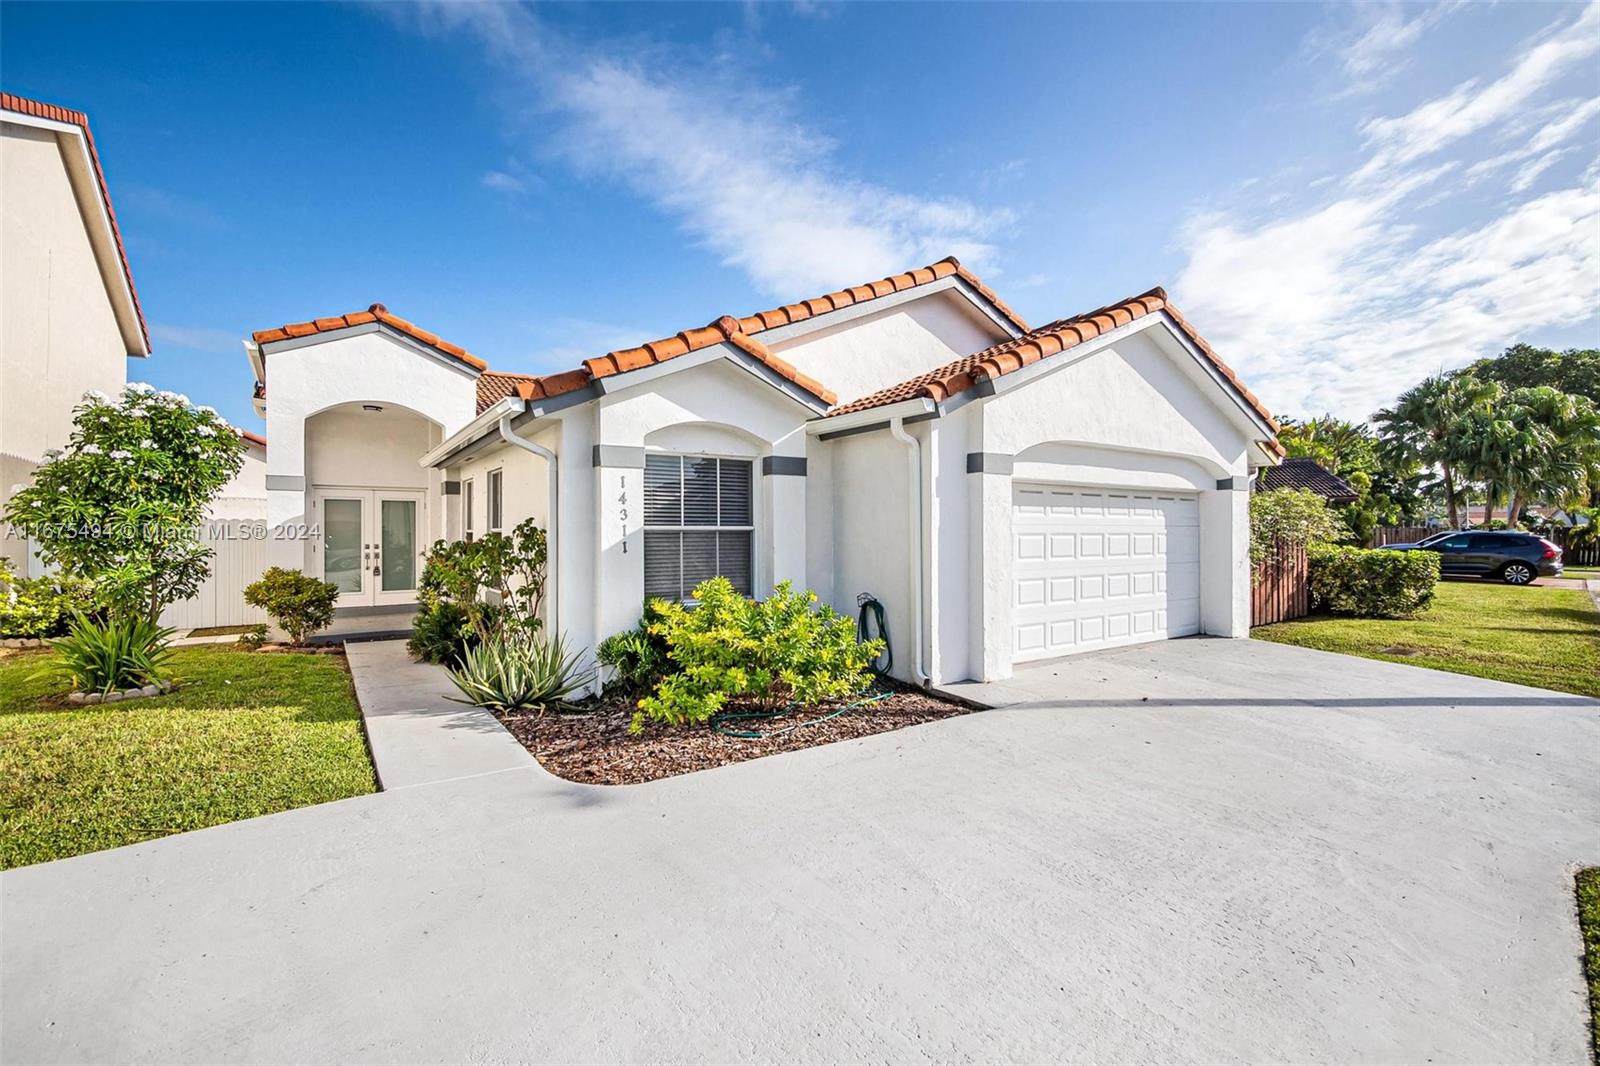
[1477,387,1600,522]
[3,384,244,620]
[1457,343,1599,406]
[1373,374,1499,529]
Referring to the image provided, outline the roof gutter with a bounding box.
[419,397,525,469]
[809,397,936,440]
[497,413,559,641]
[887,416,930,686]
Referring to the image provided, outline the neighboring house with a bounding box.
[210,430,267,521]
[0,93,150,573]
[248,259,1281,684]
[1256,458,1357,504]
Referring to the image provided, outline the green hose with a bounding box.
[856,594,892,677]
[711,692,893,739]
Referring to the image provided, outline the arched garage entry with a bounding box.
[1008,442,1224,663]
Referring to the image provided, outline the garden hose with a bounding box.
[710,692,894,739]
[856,593,892,677]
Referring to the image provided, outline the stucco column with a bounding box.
[762,432,808,593]
[968,451,1014,682]
[593,443,644,644]
[264,414,308,575]
[1200,477,1251,637]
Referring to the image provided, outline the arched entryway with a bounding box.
[304,401,443,608]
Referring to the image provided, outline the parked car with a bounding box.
[1381,530,1564,585]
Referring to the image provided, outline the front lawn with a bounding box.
[1253,581,1600,698]
[0,645,375,869]
[1578,868,1600,1061]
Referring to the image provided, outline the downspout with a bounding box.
[498,412,558,634]
[887,417,930,685]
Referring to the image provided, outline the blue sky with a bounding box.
[4,1,1597,432]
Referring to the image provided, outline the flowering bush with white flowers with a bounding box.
[3,384,244,619]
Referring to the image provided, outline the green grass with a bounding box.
[1563,566,1600,581]
[1254,581,1600,698]
[0,646,375,869]
[1578,868,1600,1064]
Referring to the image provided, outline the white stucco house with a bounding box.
[247,258,1281,684]
[1,93,151,573]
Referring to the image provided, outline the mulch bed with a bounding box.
[494,683,980,785]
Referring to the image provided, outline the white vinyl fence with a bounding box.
[159,521,269,631]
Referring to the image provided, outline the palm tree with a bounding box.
[1375,374,1499,529]
[1503,387,1600,520]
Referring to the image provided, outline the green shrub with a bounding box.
[634,578,883,732]
[408,600,478,665]
[243,567,338,645]
[45,612,174,694]
[595,603,673,695]
[239,624,268,649]
[1308,544,1440,618]
[0,559,100,638]
[1250,488,1344,567]
[447,629,594,712]
[417,518,547,647]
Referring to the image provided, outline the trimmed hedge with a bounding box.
[1308,545,1440,618]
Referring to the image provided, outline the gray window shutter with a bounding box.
[718,531,752,595]
[682,457,718,526]
[719,460,752,526]
[681,530,719,596]
[644,455,680,526]
[644,530,680,600]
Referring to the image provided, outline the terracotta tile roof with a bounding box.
[1,93,149,351]
[1257,458,1357,501]
[728,256,1029,336]
[238,430,267,448]
[825,287,1283,451]
[476,370,541,413]
[582,313,837,406]
[268,257,1025,416]
[252,304,488,371]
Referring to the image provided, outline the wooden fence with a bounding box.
[1251,540,1310,626]
[1371,525,1430,547]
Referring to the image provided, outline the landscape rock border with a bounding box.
[68,679,178,706]
[1,637,45,648]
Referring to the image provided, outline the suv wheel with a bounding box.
[1501,562,1535,585]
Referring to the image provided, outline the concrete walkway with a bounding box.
[345,640,533,790]
[3,639,1597,1063]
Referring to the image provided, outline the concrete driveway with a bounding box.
[3,638,1597,1063]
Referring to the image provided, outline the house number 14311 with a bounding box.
[618,477,628,553]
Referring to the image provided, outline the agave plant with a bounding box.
[45,612,174,695]
[447,630,594,713]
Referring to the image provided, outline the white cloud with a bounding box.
[1353,1,1600,182]
[398,3,1011,297]
[1335,2,1460,87]
[1176,3,1600,420]
[481,170,527,194]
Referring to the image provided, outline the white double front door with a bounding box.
[312,488,425,607]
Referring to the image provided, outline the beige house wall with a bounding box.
[1,120,134,570]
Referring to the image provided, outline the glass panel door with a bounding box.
[323,497,365,595]
[380,498,417,592]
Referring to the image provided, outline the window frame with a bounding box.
[487,467,504,533]
[641,451,758,602]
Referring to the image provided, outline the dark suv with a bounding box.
[1383,530,1564,585]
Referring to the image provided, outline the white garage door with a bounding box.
[1011,484,1201,663]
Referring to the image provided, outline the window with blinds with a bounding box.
[643,454,753,600]
[487,469,503,532]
